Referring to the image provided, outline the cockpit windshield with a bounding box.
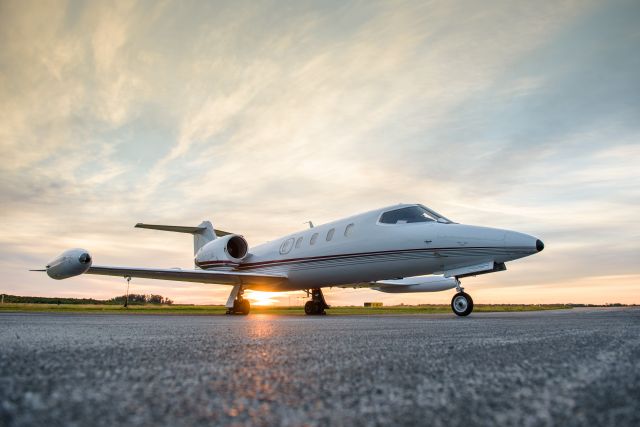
[379,205,453,224]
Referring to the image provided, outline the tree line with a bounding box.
[1,294,173,305]
[108,294,173,305]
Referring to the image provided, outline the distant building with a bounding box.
[364,302,383,307]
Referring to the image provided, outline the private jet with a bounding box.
[38,204,544,316]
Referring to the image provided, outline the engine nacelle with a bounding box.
[195,235,248,269]
[46,248,92,280]
[373,275,457,293]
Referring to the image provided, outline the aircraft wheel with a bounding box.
[304,301,325,315]
[451,292,473,317]
[238,299,250,315]
[304,301,316,315]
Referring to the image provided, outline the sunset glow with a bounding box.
[246,291,279,307]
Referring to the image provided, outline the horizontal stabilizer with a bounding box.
[135,223,204,233]
[135,223,233,237]
[135,221,234,255]
[212,229,232,237]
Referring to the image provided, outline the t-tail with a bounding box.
[135,221,230,255]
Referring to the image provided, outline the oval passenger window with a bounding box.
[344,223,354,237]
[326,228,335,241]
[280,238,294,254]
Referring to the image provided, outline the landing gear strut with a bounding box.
[226,285,250,315]
[451,279,473,316]
[304,288,330,315]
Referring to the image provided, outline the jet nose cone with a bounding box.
[504,231,543,255]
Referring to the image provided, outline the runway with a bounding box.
[1,308,639,426]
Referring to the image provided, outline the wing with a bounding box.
[337,275,458,293]
[87,265,287,288]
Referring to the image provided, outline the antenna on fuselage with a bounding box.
[304,221,314,228]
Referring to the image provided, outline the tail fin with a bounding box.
[135,221,217,255]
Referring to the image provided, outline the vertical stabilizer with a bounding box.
[193,221,215,254]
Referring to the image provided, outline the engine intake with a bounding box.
[46,248,93,280]
[195,235,248,269]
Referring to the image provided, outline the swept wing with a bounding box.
[87,265,286,287]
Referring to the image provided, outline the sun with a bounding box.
[245,291,278,306]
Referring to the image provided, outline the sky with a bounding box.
[1,0,639,306]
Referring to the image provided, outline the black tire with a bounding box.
[238,299,250,315]
[304,301,315,315]
[451,292,474,317]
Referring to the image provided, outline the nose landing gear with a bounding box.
[304,288,330,315]
[451,280,473,316]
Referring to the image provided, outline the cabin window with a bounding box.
[295,237,303,249]
[326,228,335,241]
[344,223,354,237]
[280,238,294,254]
[379,206,436,224]
[310,233,319,245]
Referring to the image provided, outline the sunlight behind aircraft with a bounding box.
[245,290,279,306]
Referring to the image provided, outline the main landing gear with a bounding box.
[451,280,474,317]
[304,288,330,315]
[226,285,250,315]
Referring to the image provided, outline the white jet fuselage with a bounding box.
[195,205,541,291]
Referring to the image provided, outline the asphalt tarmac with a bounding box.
[1,308,639,427]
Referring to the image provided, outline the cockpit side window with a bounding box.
[379,206,436,224]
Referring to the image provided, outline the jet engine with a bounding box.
[373,275,457,293]
[46,248,93,280]
[195,235,249,268]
